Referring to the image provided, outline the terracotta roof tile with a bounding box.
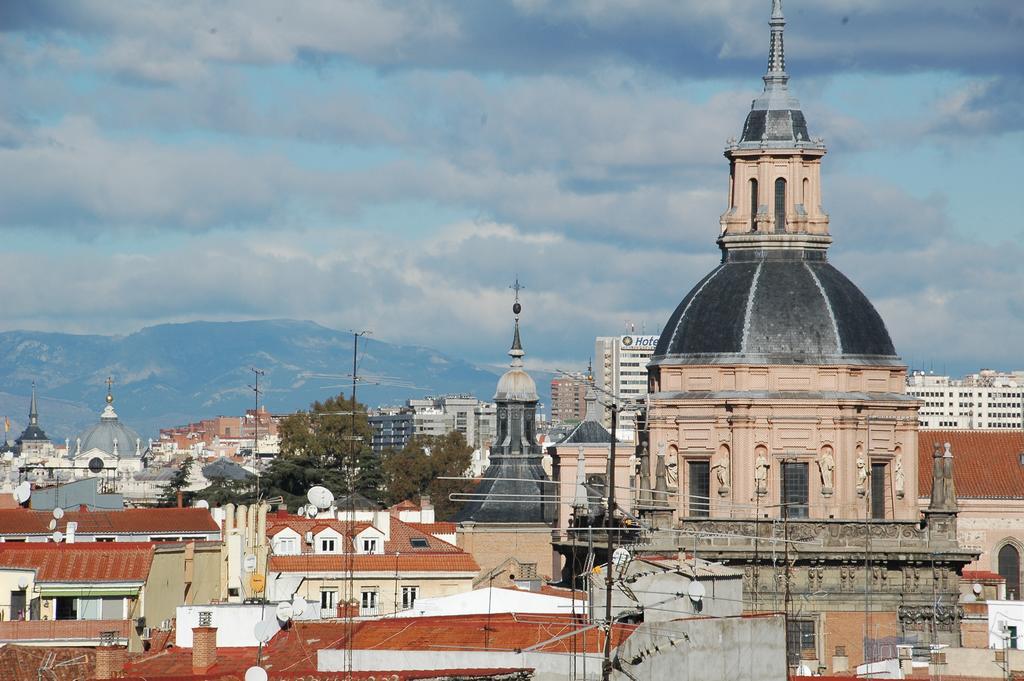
[408,521,457,535]
[346,613,631,653]
[388,518,461,553]
[270,552,479,573]
[0,542,153,582]
[918,431,1024,498]
[0,645,97,681]
[123,623,529,680]
[963,569,1005,582]
[0,507,219,536]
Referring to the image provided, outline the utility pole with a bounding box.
[249,367,265,501]
[602,405,618,681]
[345,329,370,677]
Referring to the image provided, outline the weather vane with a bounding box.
[510,276,524,316]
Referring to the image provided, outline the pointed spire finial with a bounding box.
[764,0,788,88]
[29,381,38,425]
[508,277,525,364]
[105,376,114,405]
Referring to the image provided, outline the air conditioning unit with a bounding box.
[305,531,313,545]
[141,627,152,639]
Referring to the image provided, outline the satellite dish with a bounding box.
[306,504,320,518]
[52,507,65,520]
[195,500,210,509]
[51,531,64,543]
[687,581,707,603]
[275,601,294,622]
[973,583,983,595]
[17,575,30,589]
[307,486,334,510]
[297,507,307,517]
[612,547,631,570]
[291,596,307,617]
[48,519,57,531]
[245,666,269,681]
[13,482,31,505]
[253,617,279,644]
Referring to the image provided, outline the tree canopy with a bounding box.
[158,456,195,507]
[260,393,382,509]
[381,431,474,520]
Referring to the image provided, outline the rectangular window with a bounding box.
[786,619,816,665]
[319,538,337,553]
[94,536,115,542]
[401,586,419,610]
[1009,626,1019,649]
[320,589,337,611]
[781,462,809,519]
[871,463,887,519]
[360,589,378,617]
[361,538,378,553]
[688,460,710,517]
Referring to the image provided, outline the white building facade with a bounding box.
[594,334,659,434]
[907,370,1024,430]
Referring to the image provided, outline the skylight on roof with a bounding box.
[410,537,429,548]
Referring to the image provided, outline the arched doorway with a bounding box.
[999,544,1021,599]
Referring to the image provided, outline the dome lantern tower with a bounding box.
[719,0,829,245]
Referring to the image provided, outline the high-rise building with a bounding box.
[907,370,1024,429]
[593,334,659,433]
[550,373,588,423]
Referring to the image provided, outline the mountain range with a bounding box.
[0,320,552,441]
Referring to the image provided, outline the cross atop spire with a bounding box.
[105,376,114,405]
[764,0,788,89]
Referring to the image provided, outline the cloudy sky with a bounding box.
[1,0,1022,375]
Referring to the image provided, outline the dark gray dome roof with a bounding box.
[78,404,145,458]
[652,251,898,366]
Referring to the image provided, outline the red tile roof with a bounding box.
[408,521,457,535]
[963,569,1005,582]
[348,613,631,653]
[123,622,530,680]
[0,507,219,536]
[270,552,479,573]
[388,518,462,553]
[918,431,1024,498]
[0,645,97,681]
[0,542,153,582]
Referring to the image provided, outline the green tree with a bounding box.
[194,475,256,506]
[382,432,474,520]
[159,456,195,507]
[261,393,379,509]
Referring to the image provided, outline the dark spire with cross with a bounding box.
[509,276,524,357]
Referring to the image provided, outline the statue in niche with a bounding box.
[856,453,868,496]
[754,451,769,495]
[818,449,835,496]
[894,454,905,499]
[712,456,730,495]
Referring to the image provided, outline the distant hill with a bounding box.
[0,320,551,441]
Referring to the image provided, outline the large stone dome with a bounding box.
[651,249,898,367]
[77,401,145,458]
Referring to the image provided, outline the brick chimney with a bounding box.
[94,644,127,679]
[192,614,217,672]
